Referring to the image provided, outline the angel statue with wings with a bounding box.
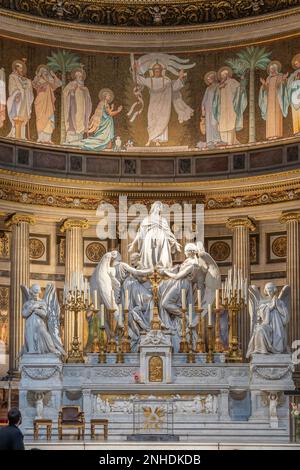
[246,282,290,358]
[158,242,221,352]
[21,284,65,358]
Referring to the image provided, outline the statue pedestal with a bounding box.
[139,330,173,384]
[249,354,294,425]
[19,354,63,438]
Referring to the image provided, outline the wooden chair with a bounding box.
[58,406,85,440]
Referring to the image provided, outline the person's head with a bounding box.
[150,201,163,215]
[205,71,217,85]
[13,61,25,76]
[8,407,22,426]
[264,282,278,298]
[30,284,41,301]
[184,243,199,258]
[152,63,163,78]
[270,64,278,75]
[74,70,83,81]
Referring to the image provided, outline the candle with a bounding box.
[125,289,129,310]
[215,289,220,309]
[118,304,123,327]
[244,279,248,301]
[100,304,105,327]
[197,289,202,309]
[189,304,193,326]
[94,290,98,309]
[88,285,91,305]
[181,289,186,310]
[208,304,212,326]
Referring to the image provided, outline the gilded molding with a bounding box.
[279,212,300,224]
[226,217,256,232]
[1,1,299,29]
[5,213,36,227]
[60,219,90,232]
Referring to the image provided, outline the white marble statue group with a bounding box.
[20,200,290,358]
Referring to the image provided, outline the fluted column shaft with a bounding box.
[280,212,300,347]
[6,214,35,374]
[61,219,89,353]
[226,217,256,358]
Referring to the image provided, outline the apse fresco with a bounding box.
[0,36,300,152]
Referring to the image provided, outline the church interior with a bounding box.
[0,0,300,451]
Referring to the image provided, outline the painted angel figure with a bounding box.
[21,283,65,357]
[246,282,290,358]
[128,53,195,146]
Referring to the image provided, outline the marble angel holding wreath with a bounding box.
[246,282,290,357]
[21,283,65,358]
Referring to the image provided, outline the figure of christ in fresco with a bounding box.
[0,68,5,128]
[201,71,223,148]
[259,61,289,140]
[134,60,194,146]
[75,88,123,151]
[32,65,62,144]
[213,66,247,146]
[63,68,92,144]
[6,59,34,140]
[287,54,300,136]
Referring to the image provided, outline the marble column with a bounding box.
[226,217,256,358]
[279,211,300,347]
[5,213,35,375]
[60,219,89,353]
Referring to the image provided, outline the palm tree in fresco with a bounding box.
[226,46,272,143]
[47,50,82,144]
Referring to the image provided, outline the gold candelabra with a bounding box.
[98,324,107,363]
[187,325,195,363]
[65,290,86,363]
[91,305,100,353]
[116,325,124,363]
[206,323,214,363]
[214,308,224,353]
[148,270,162,331]
[107,308,117,353]
[224,293,244,363]
[195,307,205,353]
[179,307,188,353]
[122,307,131,353]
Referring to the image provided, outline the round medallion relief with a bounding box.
[209,241,230,262]
[272,236,287,258]
[29,238,45,259]
[86,242,106,263]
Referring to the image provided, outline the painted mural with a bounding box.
[0,36,300,153]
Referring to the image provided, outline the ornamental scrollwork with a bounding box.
[251,365,294,381]
[174,367,218,377]
[1,1,300,27]
[22,366,61,380]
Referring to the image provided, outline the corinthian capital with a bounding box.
[226,217,256,232]
[5,213,36,227]
[279,212,300,224]
[60,218,89,233]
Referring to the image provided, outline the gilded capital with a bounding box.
[5,213,36,227]
[226,217,256,232]
[60,219,89,233]
[279,212,300,224]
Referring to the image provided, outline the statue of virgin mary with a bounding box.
[128,201,181,270]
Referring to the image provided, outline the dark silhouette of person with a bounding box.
[0,407,25,450]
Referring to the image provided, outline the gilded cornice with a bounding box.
[5,213,36,227]
[1,1,299,29]
[0,168,300,211]
[1,7,300,53]
[226,217,256,232]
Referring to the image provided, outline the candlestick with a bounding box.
[91,306,100,354]
[94,290,98,310]
[214,308,224,353]
[64,290,85,363]
[116,324,124,364]
[122,305,131,353]
[206,324,214,363]
[107,307,117,353]
[98,324,107,364]
[187,324,195,363]
[195,308,205,353]
[125,289,129,310]
[179,305,188,353]
[118,304,123,327]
